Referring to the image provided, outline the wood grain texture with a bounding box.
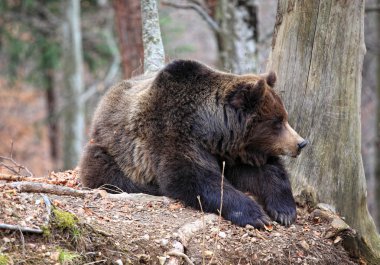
[268,0,380,261]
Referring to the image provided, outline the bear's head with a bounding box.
[226,72,307,166]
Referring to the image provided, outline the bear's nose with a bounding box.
[298,140,308,150]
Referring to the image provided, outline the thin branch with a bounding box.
[209,161,225,264]
[0,224,43,234]
[0,156,34,177]
[162,1,220,33]
[197,196,206,265]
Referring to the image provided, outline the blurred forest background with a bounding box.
[0,0,379,228]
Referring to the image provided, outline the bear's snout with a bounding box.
[297,140,308,150]
[281,123,307,157]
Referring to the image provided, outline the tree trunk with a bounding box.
[214,0,258,74]
[62,0,85,169]
[141,0,165,73]
[45,70,59,164]
[112,0,144,78]
[268,0,380,261]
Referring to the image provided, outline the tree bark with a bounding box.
[112,0,144,78]
[141,0,165,73]
[62,0,85,169]
[268,0,380,261]
[45,70,59,163]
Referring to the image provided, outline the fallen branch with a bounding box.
[0,223,43,234]
[0,173,60,185]
[7,181,91,198]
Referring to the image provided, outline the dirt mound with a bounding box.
[0,171,359,264]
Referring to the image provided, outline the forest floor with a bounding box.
[0,170,361,265]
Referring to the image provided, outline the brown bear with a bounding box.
[79,60,307,228]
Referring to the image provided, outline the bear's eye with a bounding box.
[272,118,283,131]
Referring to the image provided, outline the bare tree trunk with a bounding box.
[62,0,85,169]
[163,0,259,74]
[268,0,380,261]
[215,0,258,74]
[112,0,144,78]
[45,71,59,163]
[141,0,165,73]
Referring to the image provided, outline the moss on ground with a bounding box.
[52,208,78,230]
[0,253,9,265]
[58,248,80,264]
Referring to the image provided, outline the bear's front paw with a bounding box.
[225,202,272,229]
[265,201,296,226]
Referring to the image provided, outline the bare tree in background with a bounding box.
[62,0,85,169]
[268,1,380,261]
[163,0,259,74]
[141,0,165,73]
[362,0,380,229]
[113,0,144,78]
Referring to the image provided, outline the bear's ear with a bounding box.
[265,71,277,87]
[227,79,266,110]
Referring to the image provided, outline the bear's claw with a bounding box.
[266,206,296,226]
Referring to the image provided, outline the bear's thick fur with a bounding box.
[79,60,307,228]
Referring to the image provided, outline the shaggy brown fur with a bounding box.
[79,60,307,228]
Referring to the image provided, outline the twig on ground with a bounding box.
[7,182,91,198]
[167,251,195,265]
[0,224,43,234]
[83,260,107,265]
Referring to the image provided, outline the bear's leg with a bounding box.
[79,144,160,195]
[159,159,271,228]
[226,157,296,226]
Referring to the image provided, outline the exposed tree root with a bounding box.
[166,214,217,265]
